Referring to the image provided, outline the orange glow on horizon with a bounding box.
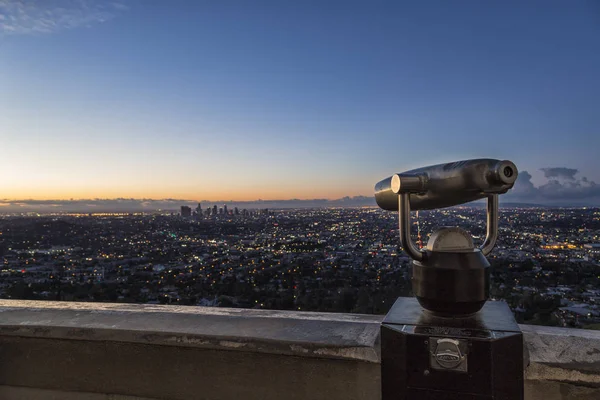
[2,187,369,202]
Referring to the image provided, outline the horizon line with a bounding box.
[1,195,374,203]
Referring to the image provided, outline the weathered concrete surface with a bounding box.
[525,380,600,400]
[0,300,599,400]
[521,324,600,369]
[0,386,155,400]
[0,300,381,363]
[0,336,380,400]
[521,324,600,387]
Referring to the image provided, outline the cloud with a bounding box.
[0,0,129,35]
[507,167,600,205]
[540,167,578,180]
[512,170,536,195]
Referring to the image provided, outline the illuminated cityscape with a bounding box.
[1,206,599,329]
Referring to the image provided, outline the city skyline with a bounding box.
[2,1,599,202]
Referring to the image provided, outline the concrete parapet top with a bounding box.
[0,300,382,363]
[1,299,600,380]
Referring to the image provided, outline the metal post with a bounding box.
[398,193,423,262]
[481,194,499,256]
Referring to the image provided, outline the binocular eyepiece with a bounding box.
[375,159,518,211]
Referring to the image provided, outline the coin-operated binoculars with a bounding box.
[375,159,524,400]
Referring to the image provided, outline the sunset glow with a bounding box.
[1,1,599,205]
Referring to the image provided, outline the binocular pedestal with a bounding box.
[381,297,523,400]
[374,160,523,398]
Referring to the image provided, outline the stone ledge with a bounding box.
[521,324,600,386]
[1,299,600,387]
[0,385,156,400]
[0,300,381,363]
[521,324,600,371]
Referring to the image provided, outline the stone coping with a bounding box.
[521,324,600,386]
[0,300,382,363]
[0,299,599,381]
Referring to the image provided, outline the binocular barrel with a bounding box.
[374,159,518,211]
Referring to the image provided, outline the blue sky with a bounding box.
[1,0,599,204]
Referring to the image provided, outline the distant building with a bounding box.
[234,207,239,216]
[224,205,228,215]
[180,206,192,218]
[212,205,218,216]
[584,244,600,253]
[584,244,600,261]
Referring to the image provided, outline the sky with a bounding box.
[1,0,600,208]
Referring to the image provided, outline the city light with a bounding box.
[0,206,599,327]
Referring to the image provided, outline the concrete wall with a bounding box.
[0,300,598,400]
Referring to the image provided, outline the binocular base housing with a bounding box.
[381,297,524,400]
[412,250,490,316]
